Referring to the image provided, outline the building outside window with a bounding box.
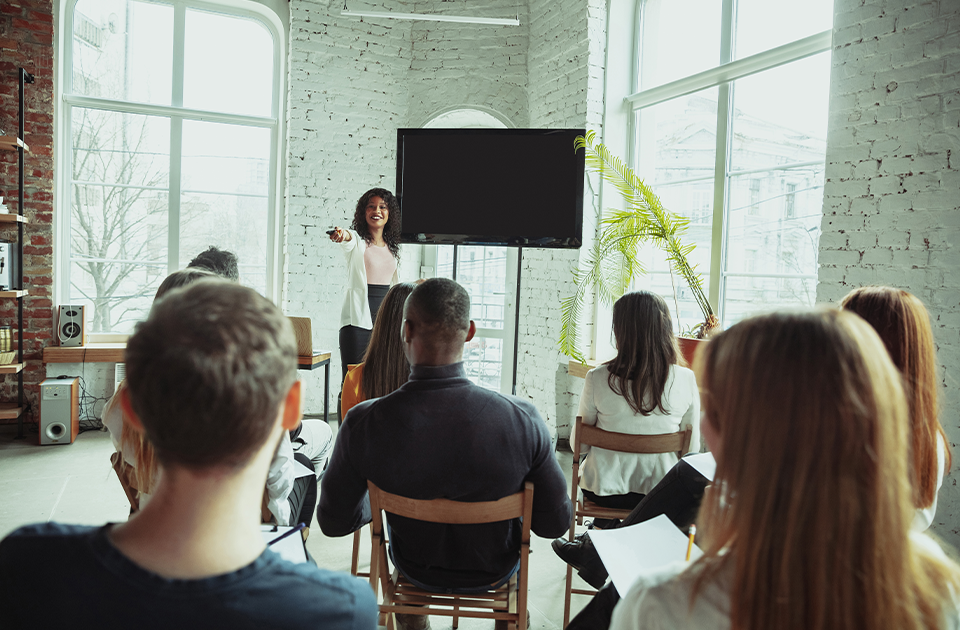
[59,0,283,334]
[627,0,833,331]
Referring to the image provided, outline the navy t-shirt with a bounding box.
[0,522,378,629]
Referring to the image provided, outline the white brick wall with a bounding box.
[284,0,608,420]
[520,0,606,438]
[818,0,960,547]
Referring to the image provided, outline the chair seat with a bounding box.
[577,497,633,523]
[384,569,519,621]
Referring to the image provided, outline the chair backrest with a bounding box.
[572,416,692,460]
[368,480,534,531]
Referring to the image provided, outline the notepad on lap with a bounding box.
[260,525,308,564]
[588,514,703,595]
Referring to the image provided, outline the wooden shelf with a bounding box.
[43,344,126,364]
[0,214,27,224]
[0,363,24,374]
[0,136,29,152]
[0,403,23,419]
[0,290,28,298]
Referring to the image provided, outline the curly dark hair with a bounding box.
[351,188,401,259]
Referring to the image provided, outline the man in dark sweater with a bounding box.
[319,278,571,594]
[0,281,377,630]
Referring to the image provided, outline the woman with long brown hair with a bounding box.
[841,286,950,529]
[610,310,960,630]
[573,290,699,516]
[340,282,416,419]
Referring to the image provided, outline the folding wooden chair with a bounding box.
[109,451,140,514]
[562,417,692,627]
[367,480,534,630]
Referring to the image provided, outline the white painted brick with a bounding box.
[820,0,960,548]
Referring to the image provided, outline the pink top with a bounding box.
[364,244,396,285]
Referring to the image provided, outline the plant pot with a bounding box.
[677,337,706,368]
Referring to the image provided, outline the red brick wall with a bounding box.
[0,0,55,427]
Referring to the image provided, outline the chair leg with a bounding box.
[351,528,361,575]
[563,562,574,628]
[452,601,459,628]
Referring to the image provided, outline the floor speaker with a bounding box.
[57,305,86,347]
[39,378,80,446]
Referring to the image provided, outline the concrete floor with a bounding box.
[0,424,590,628]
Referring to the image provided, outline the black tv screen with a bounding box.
[396,128,585,248]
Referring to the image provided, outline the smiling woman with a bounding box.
[328,187,402,381]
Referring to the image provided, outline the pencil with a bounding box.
[269,523,307,546]
[685,525,696,561]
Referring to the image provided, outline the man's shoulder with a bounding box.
[258,552,377,608]
[1,522,97,554]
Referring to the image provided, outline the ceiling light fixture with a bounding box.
[340,2,520,26]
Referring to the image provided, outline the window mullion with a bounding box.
[168,3,186,274]
[709,0,736,323]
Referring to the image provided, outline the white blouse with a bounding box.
[338,228,399,329]
[576,363,700,496]
[610,533,960,630]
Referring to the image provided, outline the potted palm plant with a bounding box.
[560,131,719,366]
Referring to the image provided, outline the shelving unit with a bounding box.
[2,68,35,438]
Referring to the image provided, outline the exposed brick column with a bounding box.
[0,0,55,426]
[818,0,960,543]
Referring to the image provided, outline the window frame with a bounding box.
[626,0,831,326]
[55,0,287,340]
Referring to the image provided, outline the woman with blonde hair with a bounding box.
[340,282,416,419]
[841,286,950,529]
[610,310,960,630]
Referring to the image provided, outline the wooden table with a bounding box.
[44,345,334,423]
[298,352,332,423]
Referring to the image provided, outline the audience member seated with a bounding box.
[102,268,315,527]
[189,244,334,478]
[609,310,960,630]
[340,282,416,418]
[564,285,956,628]
[318,278,571,629]
[187,245,240,281]
[840,286,950,530]
[573,291,699,517]
[0,281,378,629]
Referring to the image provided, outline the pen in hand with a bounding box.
[685,524,696,561]
[269,523,307,546]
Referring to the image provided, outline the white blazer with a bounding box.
[575,363,700,496]
[339,228,399,329]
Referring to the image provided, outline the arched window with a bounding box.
[59,0,284,333]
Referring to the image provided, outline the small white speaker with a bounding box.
[39,378,79,446]
[57,305,86,347]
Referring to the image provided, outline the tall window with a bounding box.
[628,0,833,330]
[60,0,282,333]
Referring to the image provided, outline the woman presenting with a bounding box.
[330,187,401,380]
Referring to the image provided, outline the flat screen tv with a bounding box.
[396,128,585,248]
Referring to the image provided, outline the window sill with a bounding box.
[43,344,126,364]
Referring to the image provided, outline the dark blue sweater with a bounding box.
[318,362,571,588]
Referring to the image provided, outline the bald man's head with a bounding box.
[402,278,474,366]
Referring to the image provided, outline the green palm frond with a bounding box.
[560,131,717,360]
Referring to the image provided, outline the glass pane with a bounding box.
[70,108,170,333]
[735,0,834,60]
[183,9,274,117]
[729,54,830,163]
[639,0,721,90]
[456,246,507,330]
[723,55,828,324]
[722,276,819,325]
[463,337,504,391]
[632,90,717,334]
[179,120,270,293]
[72,0,173,104]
